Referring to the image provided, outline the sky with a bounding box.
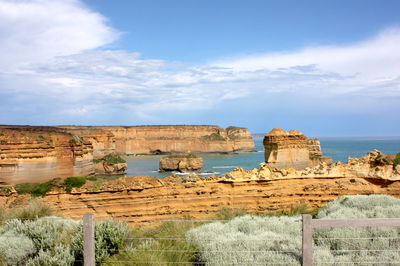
[0,0,399,136]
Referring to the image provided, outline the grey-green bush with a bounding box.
[0,232,35,265]
[0,217,79,252]
[26,245,75,266]
[187,194,400,265]
[0,216,129,265]
[313,194,400,265]
[186,215,302,265]
[72,219,129,265]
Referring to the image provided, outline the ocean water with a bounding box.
[124,137,400,178]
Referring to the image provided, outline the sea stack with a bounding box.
[159,154,203,172]
[263,128,331,169]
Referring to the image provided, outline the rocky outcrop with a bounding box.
[263,128,331,169]
[224,150,400,181]
[159,155,203,172]
[0,126,94,185]
[93,153,128,175]
[2,174,400,226]
[59,125,255,155]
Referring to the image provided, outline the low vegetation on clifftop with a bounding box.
[1,195,400,265]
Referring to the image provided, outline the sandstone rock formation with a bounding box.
[263,128,331,169]
[159,154,203,172]
[2,173,400,226]
[0,126,94,185]
[59,125,255,155]
[58,127,115,159]
[94,153,128,175]
[224,150,400,182]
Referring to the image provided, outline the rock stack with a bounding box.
[159,154,203,172]
[263,128,331,169]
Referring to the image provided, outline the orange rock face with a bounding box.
[60,125,255,155]
[2,175,400,226]
[0,126,94,185]
[159,156,203,172]
[263,128,331,169]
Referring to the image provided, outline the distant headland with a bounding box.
[0,125,255,185]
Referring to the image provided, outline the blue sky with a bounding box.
[0,0,399,136]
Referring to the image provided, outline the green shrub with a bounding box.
[104,220,199,265]
[92,159,102,164]
[201,133,226,141]
[86,176,98,181]
[14,179,59,197]
[14,183,36,195]
[14,178,60,197]
[72,219,129,265]
[31,179,58,197]
[214,208,247,221]
[103,153,126,165]
[394,152,400,167]
[8,200,53,220]
[62,177,86,193]
[0,187,11,194]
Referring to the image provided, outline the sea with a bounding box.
[124,137,400,178]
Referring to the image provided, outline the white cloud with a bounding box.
[0,0,118,69]
[0,0,398,126]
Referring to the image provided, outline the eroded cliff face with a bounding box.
[0,126,94,185]
[60,125,255,155]
[57,127,115,159]
[263,128,331,169]
[2,175,400,226]
[1,151,399,224]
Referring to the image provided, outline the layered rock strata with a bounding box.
[0,126,94,185]
[226,150,400,181]
[1,151,399,225]
[159,155,203,172]
[57,127,115,159]
[2,174,400,226]
[263,128,331,169]
[59,125,255,155]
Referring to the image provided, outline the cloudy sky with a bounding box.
[0,0,399,136]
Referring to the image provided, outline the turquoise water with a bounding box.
[124,137,400,177]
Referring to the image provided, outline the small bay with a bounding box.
[124,137,400,177]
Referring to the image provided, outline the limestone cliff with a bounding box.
[0,126,94,185]
[263,128,331,169]
[60,125,255,155]
[2,173,400,226]
[57,127,115,159]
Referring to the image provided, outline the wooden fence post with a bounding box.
[302,214,312,266]
[83,213,95,266]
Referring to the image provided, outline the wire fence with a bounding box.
[1,214,400,265]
